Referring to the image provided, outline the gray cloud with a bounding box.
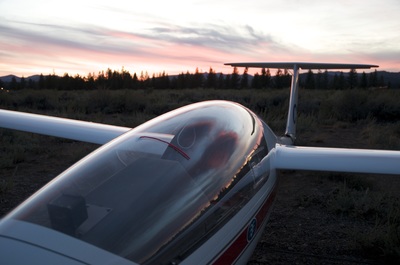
[0,21,148,56]
[146,23,280,53]
[1,18,290,63]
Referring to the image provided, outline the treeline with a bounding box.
[1,67,389,90]
[302,69,387,90]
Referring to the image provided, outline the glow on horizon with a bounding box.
[1,0,400,77]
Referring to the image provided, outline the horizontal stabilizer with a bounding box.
[0,109,131,144]
[224,62,378,70]
[273,144,400,175]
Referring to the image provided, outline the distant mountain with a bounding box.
[297,70,400,88]
[0,75,20,83]
[380,71,400,88]
[0,74,41,83]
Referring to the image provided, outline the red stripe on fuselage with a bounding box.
[212,184,277,265]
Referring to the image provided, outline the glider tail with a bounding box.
[224,62,378,144]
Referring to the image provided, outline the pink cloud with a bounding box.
[1,21,399,77]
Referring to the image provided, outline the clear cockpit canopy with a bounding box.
[8,101,267,263]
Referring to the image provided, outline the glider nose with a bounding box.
[0,236,85,264]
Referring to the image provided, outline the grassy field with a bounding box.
[1,88,400,263]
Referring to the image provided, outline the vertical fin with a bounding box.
[285,64,299,143]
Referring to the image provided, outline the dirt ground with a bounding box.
[249,171,385,265]
[1,125,399,264]
[248,126,400,265]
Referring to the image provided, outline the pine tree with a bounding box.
[304,70,315,89]
[315,70,322,89]
[224,74,231,89]
[274,69,283,88]
[86,73,96,90]
[240,67,249,89]
[360,71,368,89]
[193,67,204,88]
[379,75,385,87]
[217,73,224,89]
[20,76,26,89]
[338,72,346,90]
[322,70,329,90]
[177,72,186,89]
[264,68,271,88]
[38,74,45,89]
[282,69,291,88]
[260,68,266,88]
[251,72,261,89]
[28,79,36,89]
[10,76,18,90]
[348,69,358,89]
[206,67,217,88]
[231,67,240,89]
[369,69,378,88]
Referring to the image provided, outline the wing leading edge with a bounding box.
[0,109,131,144]
[273,145,400,175]
[224,62,379,70]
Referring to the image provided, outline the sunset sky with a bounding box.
[1,0,399,77]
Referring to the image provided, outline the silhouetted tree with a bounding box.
[192,67,204,88]
[251,72,261,89]
[132,73,139,89]
[121,67,133,89]
[27,78,36,89]
[321,70,329,89]
[217,73,224,89]
[274,69,283,88]
[224,74,231,89]
[20,76,26,89]
[360,71,368,89]
[151,72,170,89]
[206,67,217,88]
[369,69,378,88]
[162,72,170,89]
[338,72,346,89]
[282,69,291,88]
[240,67,249,89]
[379,75,385,87]
[38,74,45,89]
[139,71,150,89]
[72,74,86,90]
[260,68,271,88]
[45,74,58,89]
[169,76,178,89]
[96,71,107,89]
[348,69,358,89]
[304,70,315,89]
[231,67,240,89]
[176,72,186,89]
[315,70,322,89]
[10,76,18,90]
[86,72,96,89]
[59,73,71,90]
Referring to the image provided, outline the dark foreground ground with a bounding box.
[249,171,389,265]
[249,126,400,265]
[1,125,399,265]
